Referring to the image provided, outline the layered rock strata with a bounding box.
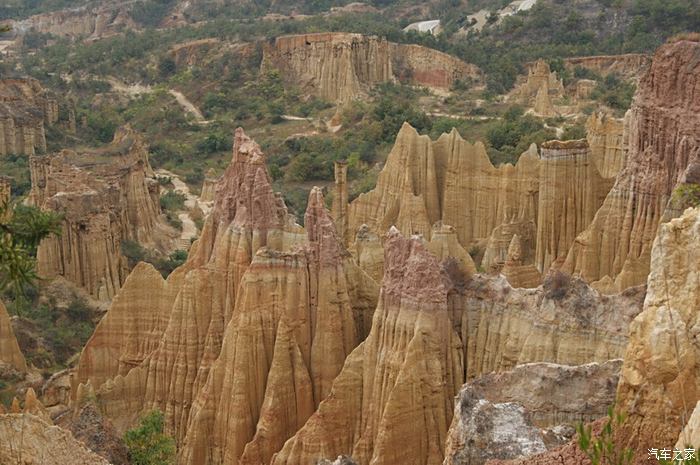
[586,112,627,179]
[180,187,378,465]
[509,59,564,115]
[261,33,481,102]
[614,205,700,455]
[450,273,643,380]
[348,123,614,283]
[0,299,26,374]
[0,413,110,465]
[28,126,170,299]
[270,228,463,465]
[75,128,306,439]
[562,38,700,291]
[535,139,613,273]
[0,78,57,156]
[563,54,651,80]
[500,234,541,288]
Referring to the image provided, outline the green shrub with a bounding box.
[124,410,176,465]
[160,191,186,212]
[577,406,633,465]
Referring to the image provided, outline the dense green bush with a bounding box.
[125,410,176,465]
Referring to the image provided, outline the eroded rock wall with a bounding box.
[0,299,26,374]
[0,78,56,156]
[29,126,169,300]
[562,38,700,292]
[615,205,700,455]
[262,33,481,102]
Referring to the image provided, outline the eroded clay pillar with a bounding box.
[333,160,348,245]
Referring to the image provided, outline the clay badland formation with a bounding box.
[0,78,58,156]
[262,32,482,102]
[27,125,174,300]
[3,33,700,465]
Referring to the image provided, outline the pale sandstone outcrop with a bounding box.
[271,228,463,465]
[444,391,547,465]
[333,160,349,244]
[563,54,651,81]
[586,112,627,179]
[509,59,564,114]
[562,38,700,292]
[614,206,700,455]
[500,234,541,288]
[348,124,613,280]
[348,124,540,253]
[0,78,56,156]
[535,139,613,273]
[676,401,700,450]
[199,167,219,202]
[0,413,110,465]
[179,187,378,465]
[351,224,384,282]
[0,299,26,374]
[261,33,481,102]
[427,222,477,277]
[450,273,643,380]
[10,2,136,41]
[75,128,306,439]
[29,126,171,299]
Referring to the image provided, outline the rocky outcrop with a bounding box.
[10,2,137,41]
[348,124,614,280]
[179,187,378,465]
[261,33,480,102]
[564,54,651,80]
[0,299,27,374]
[29,126,171,299]
[562,38,700,292]
[390,43,482,89]
[0,78,56,156]
[500,234,541,288]
[199,167,219,202]
[348,124,540,253]
[535,139,613,273]
[451,273,643,380]
[333,160,349,244]
[614,205,700,455]
[509,59,564,115]
[271,228,463,465]
[57,402,130,465]
[0,413,110,465]
[75,128,306,439]
[586,112,627,179]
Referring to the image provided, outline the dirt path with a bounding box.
[106,77,208,124]
[156,169,212,249]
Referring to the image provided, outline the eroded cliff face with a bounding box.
[0,78,57,156]
[347,123,615,286]
[563,54,651,81]
[0,299,26,374]
[449,273,643,380]
[586,112,627,179]
[179,187,378,465]
[444,360,622,465]
[10,2,137,41]
[75,128,305,437]
[614,205,700,455]
[0,413,110,465]
[29,126,170,300]
[562,38,700,292]
[261,33,481,102]
[76,130,379,465]
[509,59,564,116]
[271,228,463,465]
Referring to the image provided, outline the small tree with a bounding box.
[124,410,176,465]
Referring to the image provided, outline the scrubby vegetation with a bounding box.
[125,410,176,465]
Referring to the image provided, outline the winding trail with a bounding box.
[105,77,208,124]
[156,169,212,250]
